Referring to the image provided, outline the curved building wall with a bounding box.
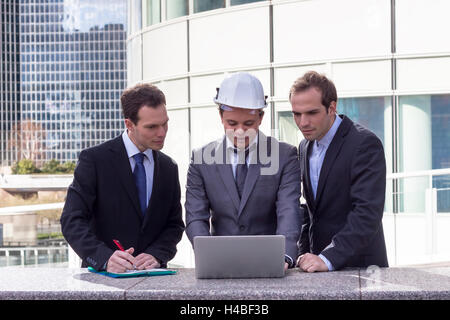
[128,0,450,267]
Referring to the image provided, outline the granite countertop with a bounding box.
[0,266,449,300]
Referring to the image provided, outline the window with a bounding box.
[166,0,188,19]
[131,0,143,32]
[399,95,450,172]
[337,97,390,149]
[194,0,224,13]
[147,0,161,26]
[230,0,264,6]
[399,94,450,213]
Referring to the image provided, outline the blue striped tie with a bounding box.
[133,153,147,216]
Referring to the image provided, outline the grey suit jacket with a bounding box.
[185,131,303,260]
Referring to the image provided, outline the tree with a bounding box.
[9,119,47,167]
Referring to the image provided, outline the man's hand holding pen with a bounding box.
[106,239,161,273]
[106,247,137,273]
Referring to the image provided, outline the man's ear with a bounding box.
[259,110,265,124]
[328,101,337,115]
[124,118,134,131]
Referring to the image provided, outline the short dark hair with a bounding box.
[120,83,166,124]
[289,71,337,111]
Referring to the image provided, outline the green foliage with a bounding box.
[37,232,63,240]
[11,159,41,174]
[60,161,76,173]
[40,159,76,174]
[11,159,76,174]
[40,159,61,173]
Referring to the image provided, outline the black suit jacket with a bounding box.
[298,115,388,270]
[60,135,185,269]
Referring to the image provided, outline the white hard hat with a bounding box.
[214,72,267,109]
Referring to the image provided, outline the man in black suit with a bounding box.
[290,71,388,272]
[61,84,184,273]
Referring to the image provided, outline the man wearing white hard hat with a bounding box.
[185,72,302,270]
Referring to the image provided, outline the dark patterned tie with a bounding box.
[133,153,147,216]
[235,148,249,199]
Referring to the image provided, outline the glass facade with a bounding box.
[1,1,21,166]
[337,97,391,149]
[146,0,160,26]
[194,0,224,13]
[398,94,450,213]
[0,0,127,167]
[130,0,142,33]
[230,0,264,6]
[166,0,188,20]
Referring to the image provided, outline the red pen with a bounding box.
[113,239,125,251]
[113,239,135,270]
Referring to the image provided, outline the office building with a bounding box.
[1,1,21,166]
[1,0,127,167]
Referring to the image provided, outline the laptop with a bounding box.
[194,235,285,279]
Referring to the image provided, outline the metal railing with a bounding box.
[385,168,450,266]
[386,168,450,214]
[0,245,68,267]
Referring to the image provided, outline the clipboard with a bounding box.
[87,266,177,278]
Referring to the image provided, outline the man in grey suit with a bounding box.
[185,73,302,270]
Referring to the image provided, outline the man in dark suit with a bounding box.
[290,71,388,272]
[61,84,184,273]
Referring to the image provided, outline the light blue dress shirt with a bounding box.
[122,130,154,207]
[308,115,342,271]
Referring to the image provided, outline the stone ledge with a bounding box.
[0,266,448,300]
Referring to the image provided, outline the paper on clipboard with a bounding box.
[87,266,177,278]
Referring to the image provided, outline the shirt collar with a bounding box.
[316,114,342,148]
[122,130,153,163]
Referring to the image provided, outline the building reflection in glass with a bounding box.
[12,0,127,166]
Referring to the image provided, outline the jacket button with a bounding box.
[239,225,245,231]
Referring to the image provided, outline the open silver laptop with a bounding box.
[194,235,285,279]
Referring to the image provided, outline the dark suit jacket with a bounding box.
[60,135,185,269]
[298,115,388,270]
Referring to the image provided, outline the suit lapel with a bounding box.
[237,162,260,216]
[216,137,241,212]
[109,136,143,221]
[314,115,351,206]
[301,139,315,210]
